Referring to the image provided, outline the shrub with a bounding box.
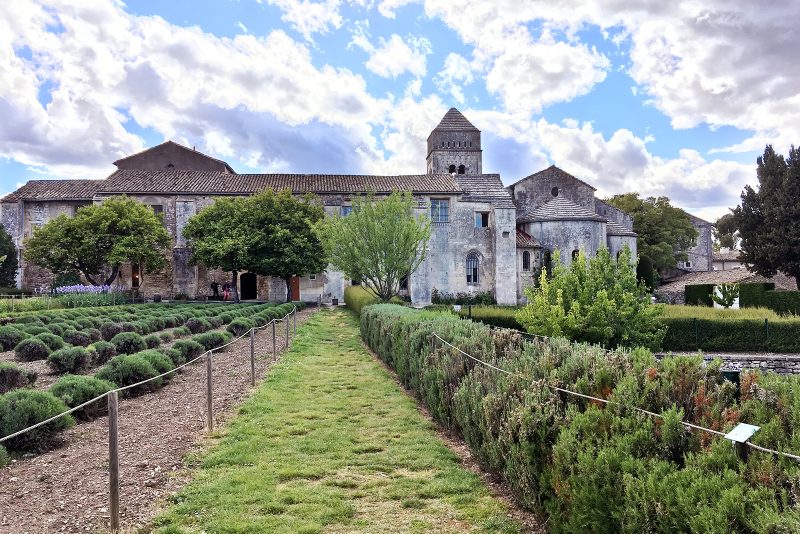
[685,284,714,306]
[96,355,162,397]
[62,329,92,347]
[138,350,175,377]
[160,348,186,367]
[158,331,174,343]
[110,332,147,355]
[35,332,65,351]
[457,306,522,330]
[0,444,7,467]
[762,290,800,316]
[0,361,36,394]
[86,328,102,342]
[89,340,117,365]
[144,334,161,349]
[173,339,205,360]
[193,331,233,351]
[14,338,51,362]
[739,282,775,308]
[226,317,255,336]
[45,322,67,336]
[431,288,496,305]
[100,322,123,341]
[172,326,191,337]
[207,316,224,329]
[344,285,378,315]
[49,375,116,420]
[185,318,212,334]
[0,326,27,351]
[47,347,93,374]
[20,325,48,336]
[0,389,74,451]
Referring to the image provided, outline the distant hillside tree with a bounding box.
[24,196,170,286]
[734,145,800,287]
[0,226,18,287]
[713,213,739,250]
[605,193,698,274]
[315,191,431,302]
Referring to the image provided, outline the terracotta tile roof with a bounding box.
[521,197,608,222]
[606,220,637,236]
[113,140,236,173]
[431,108,479,132]
[1,180,103,202]
[516,229,540,248]
[98,170,464,195]
[511,165,597,191]
[656,270,798,296]
[454,174,516,208]
[713,250,741,262]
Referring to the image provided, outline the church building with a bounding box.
[1,108,668,306]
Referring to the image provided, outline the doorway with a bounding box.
[240,272,257,300]
[289,276,301,302]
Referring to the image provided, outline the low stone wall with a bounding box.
[659,353,800,374]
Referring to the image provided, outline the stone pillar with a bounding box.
[410,202,432,307]
[493,207,516,305]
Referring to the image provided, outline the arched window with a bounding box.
[522,251,531,271]
[572,249,580,261]
[448,164,456,173]
[166,163,175,169]
[551,187,559,197]
[466,253,479,285]
[458,164,465,174]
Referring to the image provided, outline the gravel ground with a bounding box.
[0,307,316,534]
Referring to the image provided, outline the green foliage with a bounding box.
[0,389,74,451]
[315,191,431,302]
[110,331,147,355]
[0,361,36,393]
[14,337,51,361]
[90,340,117,364]
[739,283,776,308]
[34,332,65,351]
[344,285,379,315]
[0,225,18,287]
[761,290,800,316]
[517,248,665,350]
[96,355,162,397]
[62,329,92,347]
[49,375,116,420]
[158,331,174,343]
[144,333,161,349]
[24,195,170,286]
[0,326,28,350]
[661,316,800,352]
[735,145,800,287]
[193,331,232,351]
[711,283,739,309]
[46,347,92,374]
[185,317,211,334]
[636,255,656,291]
[52,271,82,289]
[226,317,255,336]
[138,350,175,378]
[359,304,800,532]
[605,193,699,272]
[431,288,496,305]
[159,348,186,367]
[100,322,123,341]
[456,306,522,329]
[0,444,8,467]
[55,292,127,308]
[713,213,738,250]
[172,339,205,360]
[685,284,714,306]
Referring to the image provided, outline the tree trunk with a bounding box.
[284,276,292,303]
[101,264,121,287]
[231,270,240,303]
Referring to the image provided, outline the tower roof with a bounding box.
[432,108,479,132]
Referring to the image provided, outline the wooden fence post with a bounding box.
[249,329,255,387]
[206,353,213,432]
[108,391,120,532]
[293,309,297,336]
[272,320,277,360]
[285,317,289,350]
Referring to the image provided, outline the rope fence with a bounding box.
[0,305,300,532]
[430,331,800,463]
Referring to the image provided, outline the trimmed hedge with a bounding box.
[96,355,162,397]
[0,326,27,351]
[110,332,147,355]
[14,338,51,362]
[662,317,800,352]
[0,389,74,451]
[138,350,175,379]
[193,331,233,351]
[46,347,93,374]
[226,317,255,336]
[359,304,800,532]
[35,332,65,351]
[739,282,775,308]
[761,290,800,316]
[344,285,378,315]
[173,339,205,360]
[684,284,714,306]
[90,340,117,364]
[0,361,36,393]
[456,305,522,330]
[50,375,116,420]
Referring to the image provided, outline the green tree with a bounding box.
[516,247,665,350]
[734,145,800,287]
[0,226,18,287]
[24,196,170,286]
[315,191,431,302]
[711,283,739,309]
[713,213,738,250]
[605,193,698,274]
[244,189,327,302]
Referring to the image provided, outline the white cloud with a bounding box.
[258,0,344,41]
[350,28,432,79]
[236,21,248,33]
[434,53,474,104]
[376,0,417,19]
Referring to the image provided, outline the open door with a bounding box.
[289,276,301,302]
[240,272,257,300]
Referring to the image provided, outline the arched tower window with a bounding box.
[466,252,479,285]
[458,164,465,174]
[448,164,456,173]
[551,187,559,197]
[522,251,531,271]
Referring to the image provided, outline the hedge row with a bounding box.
[662,317,800,352]
[684,283,715,306]
[360,304,800,532]
[343,285,378,315]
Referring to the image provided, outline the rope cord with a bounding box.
[430,333,800,462]
[0,307,298,444]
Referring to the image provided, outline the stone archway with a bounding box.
[240,272,257,300]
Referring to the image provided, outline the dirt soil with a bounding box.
[0,307,316,534]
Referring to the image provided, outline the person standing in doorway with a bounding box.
[210,279,220,300]
[222,281,231,301]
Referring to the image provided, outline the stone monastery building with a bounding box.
[1,108,708,306]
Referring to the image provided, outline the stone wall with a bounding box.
[659,353,800,375]
[115,143,232,172]
[684,219,713,271]
[512,171,596,212]
[529,219,606,266]
[426,130,482,174]
[595,199,634,230]
[607,235,638,263]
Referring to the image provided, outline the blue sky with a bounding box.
[1,0,798,220]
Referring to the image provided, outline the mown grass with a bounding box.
[153,308,521,533]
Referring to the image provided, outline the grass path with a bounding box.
[153,308,522,533]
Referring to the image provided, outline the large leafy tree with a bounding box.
[244,189,327,302]
[516,247,665,351]
[315,191,431,302]
[713,213,738,250]
[734,145,800,286]
[0,226,18,287]
[605,193,698,273]
[183,189,326,303]
[24,196,170,286]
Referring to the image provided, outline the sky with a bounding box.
[1,1,799,221]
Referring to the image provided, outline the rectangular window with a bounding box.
[474,212,489,228]
[151,204,164,217]
[340,205,352,216]
[430,199,449,223]
[466,255,479,285]
[309,274,317,280]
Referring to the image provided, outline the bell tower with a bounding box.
[426,108,482,175]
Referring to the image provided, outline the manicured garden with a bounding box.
[361,303,800,532]
[154,308,526,533]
